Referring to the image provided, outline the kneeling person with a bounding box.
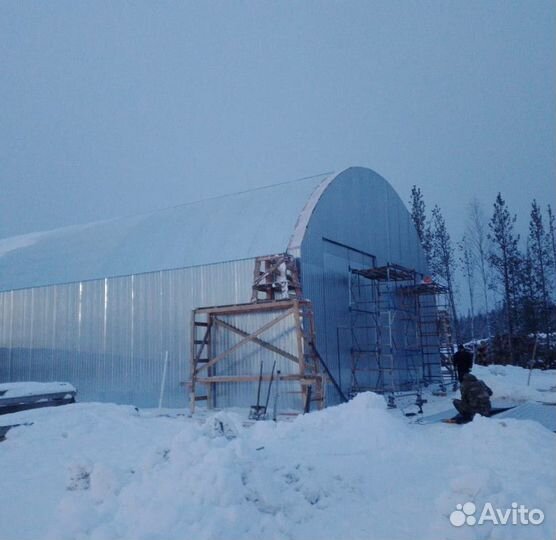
[452,373,493,423]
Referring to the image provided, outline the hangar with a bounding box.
[0,167,445,411]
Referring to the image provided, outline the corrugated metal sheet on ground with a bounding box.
[494,402,556,432]
[415,400,521,425]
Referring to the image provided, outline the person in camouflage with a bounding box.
[452,373,493,422]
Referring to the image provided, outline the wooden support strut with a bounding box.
[194,307,294,375]
[212,317,299,363]
[188,298,326,414]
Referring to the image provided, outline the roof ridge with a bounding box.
[0,171,334,242]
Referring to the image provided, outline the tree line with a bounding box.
[409,187,556,367]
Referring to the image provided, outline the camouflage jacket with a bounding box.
[461,378,493,409]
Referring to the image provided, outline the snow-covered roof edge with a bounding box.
[287,172,337,254]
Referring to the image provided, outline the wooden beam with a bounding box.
[194,308,294,374]
[213,317,299,363]
[194,321,212,364]
[194,374,322,384]
[194,300,299,316]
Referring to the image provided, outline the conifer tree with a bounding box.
[429,205,459,341]
[528,200,552,348]
[409,185,432,267]
[488,193,521,363]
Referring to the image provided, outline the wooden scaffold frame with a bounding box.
[188,299,326,414]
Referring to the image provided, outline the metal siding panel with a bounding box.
[0,259,257,407]
[0,293,9,380]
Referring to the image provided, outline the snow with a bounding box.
[0,231,44,257]
[472,364,556,404]
[0,381,76,399]
[0,368,554,540]
[0,174,329,291]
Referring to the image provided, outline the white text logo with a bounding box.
[449,502,544,527]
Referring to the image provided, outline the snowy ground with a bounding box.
[1,365,555,540]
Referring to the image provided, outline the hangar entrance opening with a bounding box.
[320,239,375,399]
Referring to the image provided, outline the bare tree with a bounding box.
[466,198,492,338]
[459,234,475,340]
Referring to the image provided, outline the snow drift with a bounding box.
[1,376,554,540]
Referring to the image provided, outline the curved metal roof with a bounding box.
[0,173,330,291]
[0,167,425,292]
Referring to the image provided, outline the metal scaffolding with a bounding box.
[348,263,454,406]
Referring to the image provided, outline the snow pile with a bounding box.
[0,381,76,398]
[473,364,556,404]
[1,387,554,540]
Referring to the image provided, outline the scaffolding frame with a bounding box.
[188,299,326,414]
[349,263,454,404]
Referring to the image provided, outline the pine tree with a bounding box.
[520,243,538,336]
[429,205,459,341]
[488,193,521,363]
[409,185,432,266]
[528,200,552,348]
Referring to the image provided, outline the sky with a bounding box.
[1,1,554,253]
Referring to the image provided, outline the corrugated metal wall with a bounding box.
[0,168,436,411]
[300,240,375,404]
[298,168,439,401]
[0,259,268,408]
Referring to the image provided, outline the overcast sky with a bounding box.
[1,1,554,249]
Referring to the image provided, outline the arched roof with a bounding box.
[0,167,426,291]
[0,173,330,291]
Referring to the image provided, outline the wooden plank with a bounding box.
[207,314,213,409]
[194,308,294,374]
[195,374,322,384]
[292,300,307,406]
[213,318,299,363]
[194,300,297,316]
[194,320,212,366]
[189,309,198,413]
